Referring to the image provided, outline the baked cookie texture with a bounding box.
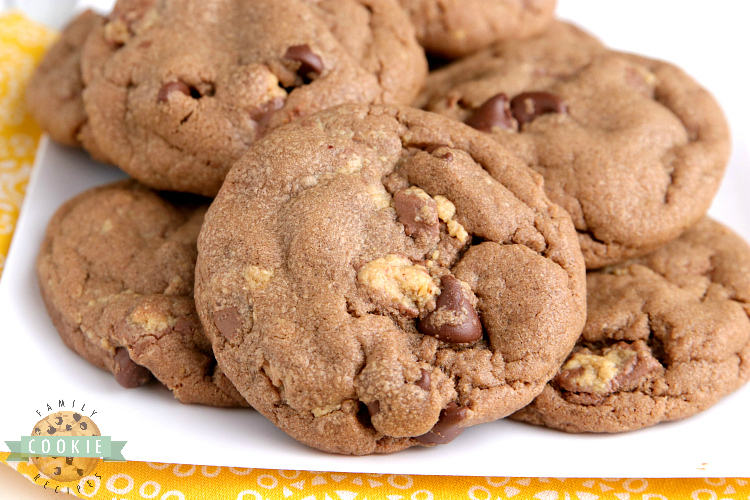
[25,10,104,147]
[31,411,101,482]
[79,0,427,196]
[37,181,247,407]
[399,0,556,59]
[419,21,731,268]
[195,104,586,454]
[512,218,750,432]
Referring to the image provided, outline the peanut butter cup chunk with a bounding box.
[80,0,426,196]
[37,181,247,407]
[512,218,750,432]
[419,21,731,268]
[195,104,586,454]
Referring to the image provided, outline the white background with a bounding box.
[1,2,749,496]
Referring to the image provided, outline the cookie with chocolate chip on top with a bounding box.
[419,21,731,268]
[80,0,426,196]
[512,218,750,432]
[37,181,247,407]
[194,104,586,454]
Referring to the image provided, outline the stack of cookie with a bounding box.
[28,0,749,456]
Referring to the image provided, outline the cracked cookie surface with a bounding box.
[80,0,426,196]
[418,21,731,268]
[512,218,750,432]
[195,104,586,454]
[399,0,556,59]
[37,181,247,407]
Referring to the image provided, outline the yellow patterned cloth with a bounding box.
[0,11,56,276]
[1,10,748,500]
[1,451,750,499]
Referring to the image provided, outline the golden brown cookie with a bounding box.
[31,411,100,482]
[512,218,750,432]
[79,0,427,196]
[399,0,557,58]
[195,104,586,454]
[419,22,731,268]
[37,181,247,407]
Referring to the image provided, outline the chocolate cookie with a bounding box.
[31,411,100,482]
[37,181,247,407]
[25,10,103,147]
[80,0,427,196]
[399,0,557,58]
[419,22,731,268]
[512,218,750,432]
[195,104,586,454]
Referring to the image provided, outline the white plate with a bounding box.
[2,1,750,478]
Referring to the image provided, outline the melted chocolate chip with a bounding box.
[393,188,440,242]
[465,93,513,132]
[510,91,567,125]
[66,457,74,465]
[65,424,72,431]
[250,97,285,137]
[284,45,324,79]
[34,427,41,435]
[113,347,153,388]
[157,81,191,103]
[55,416,63,425]
[415,369,431,390]
[415,402,467,444]
[214,307,242,340]
[72,413,81,422]
[53,467,61,477]
[366,400,380,416]
[418,276,483,343]
[79,422,88,431]
[47,426,56,434]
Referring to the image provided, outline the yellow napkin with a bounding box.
[2,452,748,499]
[1,10,747,500]
[0,11,56,276]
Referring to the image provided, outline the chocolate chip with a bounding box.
[284,45,324,79]
[510,91,567,125]
[53,467,61,477]
[415,369,431,390]
[250,97,285,137]
[214,307,242,340]
[113,347,153,388]
[174,318,196,337]
[418,276,482,343]
[415,402,467,444]
[47,426,56,434]
[66,424,72,431]
[465,93,513,132]
[393,188,440,243]
[366,400,380,416]
[72,413,81,422]
[34,427,40,435]
[157,81,191,103]
[66,457,74,466]
[55,416,63,425]
[79,422,88,431]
